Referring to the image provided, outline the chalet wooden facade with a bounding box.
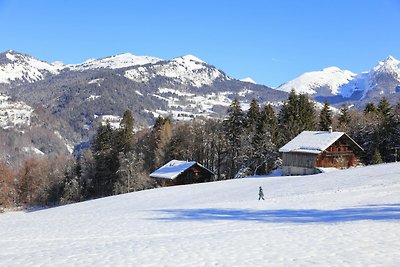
[279,130,363,176]
[150,160,214,186]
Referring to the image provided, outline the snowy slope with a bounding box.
[67,53,161,71]
[0,50,60,84]
[1,163,399,266]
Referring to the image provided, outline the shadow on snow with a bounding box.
[151,204,400,223]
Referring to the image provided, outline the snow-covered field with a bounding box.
[1,163,400,266]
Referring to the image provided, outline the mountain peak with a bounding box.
[0,50,60,84]
[176,55,206,64]
[386,55,397,62]
[240,77,256,84]
[374,55,400,74]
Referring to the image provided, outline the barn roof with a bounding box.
[149,160,213,180]
[279,131,363,154]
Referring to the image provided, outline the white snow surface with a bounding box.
[1,163,400,266]
[67,53,161,71]
[279,131,346,154]
[0,51,60,84]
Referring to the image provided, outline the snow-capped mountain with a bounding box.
[0,50,286,162]
[276,56,400,105]
[277,67,356,96]
[67,53,161,71]
[0,50,61,84]
[125,54,227,88]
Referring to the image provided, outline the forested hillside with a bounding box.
[1,90,399,209]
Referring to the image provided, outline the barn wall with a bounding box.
[281,153,318,176]
[316,148,357,168]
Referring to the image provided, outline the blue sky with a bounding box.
[0,0,399,87]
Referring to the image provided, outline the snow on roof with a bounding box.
[150,160,213,180]
[279,131,347,154]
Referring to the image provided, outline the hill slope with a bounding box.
[1,163,399,266]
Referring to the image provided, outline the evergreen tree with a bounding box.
[364,102,376,114]
[246,99,260,132]
[252,104,278,174]
[319,99,332,131]
[376,97,397,162]
[278,90,316,146]
[117,110,135,154]
[298,93,316,130]
[92,122,119,197]
[371,150,383,164]
[338,105,351,130]
[224,98,245,178]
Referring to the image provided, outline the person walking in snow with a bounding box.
[258,186,265,200]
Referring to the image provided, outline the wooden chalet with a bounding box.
[150,160,214,186]
[279,129,363,176]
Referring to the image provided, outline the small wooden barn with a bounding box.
[150,160,214,186]
[279,130,363,176]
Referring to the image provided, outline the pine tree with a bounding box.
[278,90,316,146]
[117,110,135,153]
[319,99,332,131]
[371,150,383,164]
[298,93,316,130]
[364,102,376,114]
[246,99,260,132]
[224,98,245,178]
[252,104,278,174]
[338,105,351,130]
[375,97,397,162]
[92,122,119,197]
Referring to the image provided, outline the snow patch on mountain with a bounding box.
[0,51,60,84]
[23,147,45,156]
[99,115,121,129]
[68,53,161,71]
[88,78,104,86]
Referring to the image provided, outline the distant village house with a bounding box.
[150,160,214,186]
[279,129,363,176]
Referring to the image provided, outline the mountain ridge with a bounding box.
[276,55,400,105]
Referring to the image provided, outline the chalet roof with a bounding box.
[149,160,214,180]
[279,131,363,154]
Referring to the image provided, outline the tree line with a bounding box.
[1,90,400,210]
